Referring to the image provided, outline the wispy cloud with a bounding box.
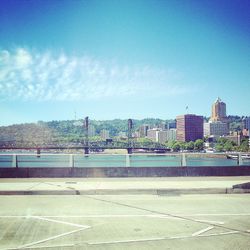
[0,48,192,101]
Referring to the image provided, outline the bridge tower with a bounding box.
[84,116,89,154]
[127,119,133,154]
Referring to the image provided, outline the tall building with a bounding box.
[242,117,250,130]
[241,117,250,137]
[176,114,203,142]
[211,97,227,122]
[204,121,229,137]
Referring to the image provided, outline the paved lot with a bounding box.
[0,176,250,193]
[0,193,250,249]
[0,177,250,249]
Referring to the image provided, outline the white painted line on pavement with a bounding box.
[1,213,250,218]
[194,219,224,225]
[197,231,239,237]
[0,214,182,219]
[89,237,166,245]
[29,216,89,228]
[178,213,250,216]
[88,230,242,246]
[14,228,87,249]
[192,226,214,236]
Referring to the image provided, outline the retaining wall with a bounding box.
[1,166,250,178]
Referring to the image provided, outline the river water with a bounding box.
[1,153,249,168]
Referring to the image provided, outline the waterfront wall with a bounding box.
[0,166,250,178]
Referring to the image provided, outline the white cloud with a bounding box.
[15,48,33,68]
[0,48,193,102]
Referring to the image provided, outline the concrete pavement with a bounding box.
[0,176,250,195]
[0,194,250,249]
[1,177,250,249]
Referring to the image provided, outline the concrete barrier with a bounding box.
[0,166,250,178]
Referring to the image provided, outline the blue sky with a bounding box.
[0,0,249,125]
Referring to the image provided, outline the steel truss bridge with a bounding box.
[0,146,169,154]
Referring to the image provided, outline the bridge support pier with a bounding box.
[127,148,132,154]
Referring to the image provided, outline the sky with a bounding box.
[0,0,249,125]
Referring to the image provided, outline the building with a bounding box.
[138,125,149,138]
[242,117,250,130]
[158,130,168,144]
[166,121,176,129]
[204,121,229,137]
[147,128,161,142]
[176,114,203,142]
[158,122,166,130]
[167,128,177,141]
[242,129,249,137]
[224,133,242,146]
[211,97,227,122]
[100,129,109,140]
[146,127,177,144]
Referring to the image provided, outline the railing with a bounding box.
[0,152,248,168]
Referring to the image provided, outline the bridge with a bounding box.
[0,118,171,154]
[0,146,170,155]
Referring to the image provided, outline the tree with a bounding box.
[194,139,204,151]
[224,141,234,151]
[216,137,228,144]
[239,139,249,152]
[167,140,175,149]
[215,144,224,152]
[172,142,181,152]
[186,141,194,150]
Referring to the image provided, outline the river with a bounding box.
[0,153,249,168]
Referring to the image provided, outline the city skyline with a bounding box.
[1,0,250,125]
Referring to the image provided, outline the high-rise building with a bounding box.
[176,114,203,142]
[204,121,229,137]
[242,117,250,130]
[211,97,227,122]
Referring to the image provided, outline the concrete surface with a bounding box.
[0,176,250,195]
[0,177,250,249]
[0,194,250,249]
